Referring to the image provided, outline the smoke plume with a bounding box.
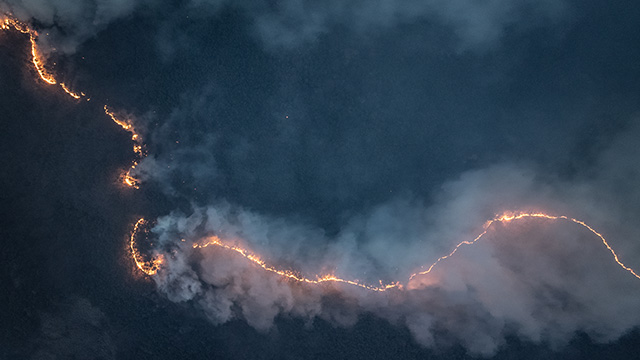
[2,0,567,53]
[6,0,638,356]
[143,118,640,355]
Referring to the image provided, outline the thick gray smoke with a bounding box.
[147,119,640,355]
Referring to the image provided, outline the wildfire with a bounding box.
[129,211,640,290]
[1,17,55,84]
[122,167,141,189]
[28,32,56,85]
[4,15,638,294]
[408,212,640,281]
[193,236,402,292]
[129,218,164,276]
[60,83,83,99]
[104,105,145,188]
[2,15,86,99]
[3,15,142,189]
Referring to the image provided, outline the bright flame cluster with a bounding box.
[130,212,640,290]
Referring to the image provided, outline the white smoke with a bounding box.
[147,119,640,355]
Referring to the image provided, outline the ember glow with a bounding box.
[130,212,640,289]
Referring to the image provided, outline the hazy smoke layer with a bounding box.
[1,0,566,53]
[147,119,640,355]
[188,0,566,50]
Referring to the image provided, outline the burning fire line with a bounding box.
[409,212,640,281]
[104,105,145,189]
[130,212,640,290]
[1,16,87,99]
[193,236,402,292]
[129,219,164,275]
[28,32,56,85]
[3,15,142,188]
[60,82,84,99]
[3,16,638,292]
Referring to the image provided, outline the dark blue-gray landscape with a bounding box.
[1,0,640,359]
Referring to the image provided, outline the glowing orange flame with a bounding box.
[4,18,138,187]
[105,105,133,131]
[2,17,56,85]
[28,32,56,85]
[3,16,157,273]
[193,236,402,292]
[122,169,141,189]
[60,83,82,99]
[2,17,29,33]
[408,212,640,281]
[130,212,640,290]
[4,15,638,292]
[104,105,145,188]
[2,16,86,99]
[129,218,164,276]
